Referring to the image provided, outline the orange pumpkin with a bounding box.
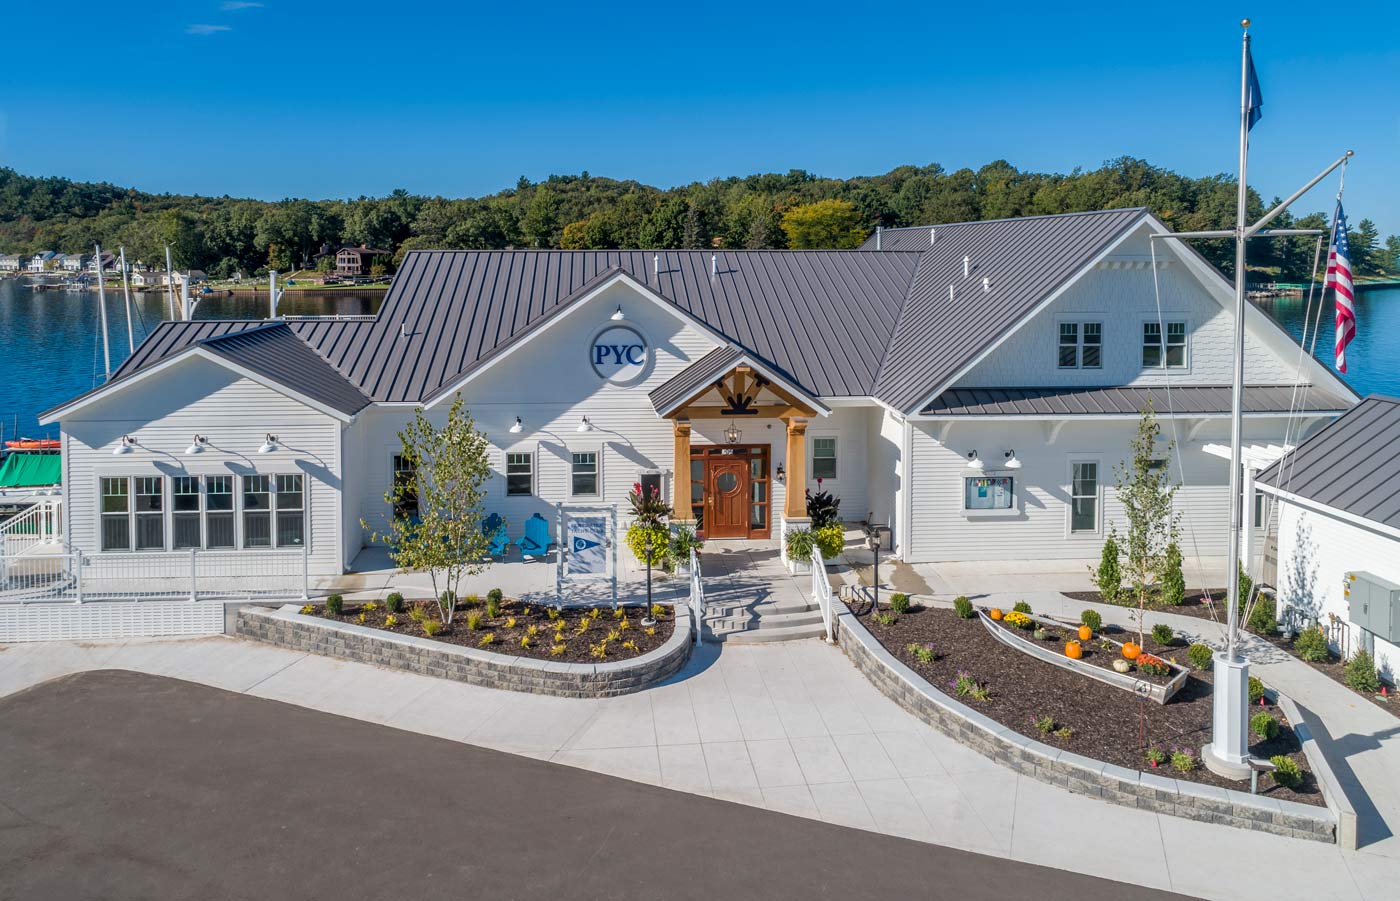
[1077,624,1093,642]
[1065,640,1083,660]
[1122,642,1141,661]
[989,608,1004,621]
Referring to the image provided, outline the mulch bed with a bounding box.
[853,601,1322,805]
[307,596,674,665]
[1061,588,1233,623]
[1257,631,1399,718]
[984,612,1180,685]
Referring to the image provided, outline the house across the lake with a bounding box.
[0,254,21,273]
[27,251,56,272]
[38,208,1355,583]
[335,245,391,277]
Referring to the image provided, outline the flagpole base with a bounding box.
[1203,652,1252,781]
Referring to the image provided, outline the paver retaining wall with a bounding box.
[237,604,692,698]
[836,607,1342,844]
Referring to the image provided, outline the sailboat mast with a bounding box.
[1224,26,1251,660]
[119,246,135,354]
[94,243,112,379]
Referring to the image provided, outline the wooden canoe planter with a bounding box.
[978,611,1189,705]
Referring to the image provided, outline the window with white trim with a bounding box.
[811,437,837,480]
[1070,462,1099,533]
[134,476,165,550]
[571,451,599,497]
[1058,321,1102,369]
[275,474,305,547]
[243,475,272,548]
[506,452,533,496]
[206,476,235,548]
[173,476,202,549]
[100,477,131,551]
[1143,321,1187,368]
[392,455,418,520]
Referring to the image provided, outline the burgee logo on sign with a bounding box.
[568,515,609,576]
[590,325,648,384]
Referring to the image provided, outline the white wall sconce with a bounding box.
[1003,449,1022,469]
[113,435,136,455]
[610,305,625,321]
[966,450,984,471]
[577,416,594,433]
[258,433,280,454]
[185,434,209,455]
[509,416,523,434]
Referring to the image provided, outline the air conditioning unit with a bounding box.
[1347,572,1400,643]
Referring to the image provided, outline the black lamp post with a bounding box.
[864,521,886,613]
[641,531,656,626]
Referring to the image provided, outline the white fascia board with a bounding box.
[656,353,832,419]
[424,271,730,409]
[40,346,354,424]
[904,215,1152,415]
[1143,216,1358,402]
[1255,482,1400,542]
[907,410,1344,423]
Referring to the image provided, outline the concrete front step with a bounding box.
[704,607,823,632]
[704,620,829,644]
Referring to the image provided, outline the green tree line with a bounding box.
[1,159,1394,281]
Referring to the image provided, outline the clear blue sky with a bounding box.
[3,2,1397,235]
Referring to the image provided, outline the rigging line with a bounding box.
[1149,239,1212,611]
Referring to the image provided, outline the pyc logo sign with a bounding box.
[590,325,648,384]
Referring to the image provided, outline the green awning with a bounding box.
[0,453,61,489]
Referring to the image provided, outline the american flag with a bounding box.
[1326,204,1355,373]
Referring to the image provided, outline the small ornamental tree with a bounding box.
[1115,405,1180,646]
[1091,532,1122,603]
[364,396,492,625]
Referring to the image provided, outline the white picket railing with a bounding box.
[0,545,308,604]
[810,547,835,644]
[0,499,63,557]
[688,547,704,642]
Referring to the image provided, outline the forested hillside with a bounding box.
[1,158,1394,281]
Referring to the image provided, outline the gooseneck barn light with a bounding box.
[966,450,984,471]
[258,434,280,454]
[1003,449,1022,470]
[509,416,523,434]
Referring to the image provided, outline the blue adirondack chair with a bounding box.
[514,513,554,560]
[482,512,509,558]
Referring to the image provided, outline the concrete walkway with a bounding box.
[2,627,1395,899]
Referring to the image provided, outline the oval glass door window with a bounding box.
[716,471,739,493]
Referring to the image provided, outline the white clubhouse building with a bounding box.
[40,208,1355,579]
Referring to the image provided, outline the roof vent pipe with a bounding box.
[711,254,717,278]
[963,255,971,278]
[653,253,659,275]
[875,226,882,250]
[948,284,955,301]
[400,322,410,338]
[929,228,936,245]
[982,276,991,293]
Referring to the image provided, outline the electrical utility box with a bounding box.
[1347,572,1400,644]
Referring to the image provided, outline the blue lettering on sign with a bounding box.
[593,343,646,367]
[593,345,610,365]
[624,345,645,365]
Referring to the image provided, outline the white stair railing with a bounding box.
[809,547,835,644]
[0,499,63,555]
[688,547,703,642]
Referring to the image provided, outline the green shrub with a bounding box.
[1238,564,1253,612]
[668,525,703,561]
[626,523,671,567]
[1035,715,1055,735]
[1248,676,1266,705]
[871,611,897,626]
[1150,623,1175,646]
[1161,542,1185,606]
[805,488,841,529]
[1144,747,1166,767]
[325,594,343,615]
[905,642,936,664]
[1345,650,1381,694]
[954,596,975,619]
[1248,600,1278,635]
[1170,749,1197,773]
[889,593,910,615]
[1292,628,1331,663]
[1187,643,1214,671]
[1080,609,1102,632]
[487,587,504,604]
[422,619,442,637]
[1092,533,1122,603]
[439,590,456,613]
[1250,711,1279,741]
[1013,600,1032,615]
[466,611,483,631]
[385,592,404,614]
[485,596,500,618]
[811,523,844,559]
[784,527,815,561]
[1270,755,1302,789]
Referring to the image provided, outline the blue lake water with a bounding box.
[0,277,1395,442]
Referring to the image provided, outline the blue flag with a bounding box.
[1246,46,1264,131]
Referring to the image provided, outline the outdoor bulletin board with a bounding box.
[556,503,619,607]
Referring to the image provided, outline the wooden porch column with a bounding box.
[783,417,808,521]
[672,419,693,522]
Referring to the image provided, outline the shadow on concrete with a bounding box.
[1295,697,1397,849]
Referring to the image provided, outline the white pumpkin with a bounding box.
[1112,658,1132,674]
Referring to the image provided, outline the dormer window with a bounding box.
[1143,321,1187,368]
[1058,321,1102,369]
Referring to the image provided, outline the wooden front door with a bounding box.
[706,457,751,538]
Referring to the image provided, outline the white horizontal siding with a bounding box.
[60,356,343,575]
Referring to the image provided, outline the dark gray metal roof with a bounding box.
[198,323,372,416]
[649,346,744,416]
[1256,395,1400,531]
[871,208,1149,412]
[921,385,1353,417]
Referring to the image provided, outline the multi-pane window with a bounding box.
[1071,462,1098,533]
[1058,321,1102,368]
[134,476,164,550]
[275,475,305,547]
[173,476,202,549]
[571,452,598,496]
[243,475,272,548]
[206,476,235,548]
[392,455,418,521]
[506,452,533,496]
[811,437,837,480]
[100,477,131,551]
[1143,321,1187,368]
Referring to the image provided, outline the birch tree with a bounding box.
[1114,406,1181,645]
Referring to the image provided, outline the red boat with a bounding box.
[4,439,60,451]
